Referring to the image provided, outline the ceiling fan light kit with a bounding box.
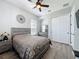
[37,5,41,8]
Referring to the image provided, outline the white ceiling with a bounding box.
[3,0,73,16]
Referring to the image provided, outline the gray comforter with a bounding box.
[13,34,50,59]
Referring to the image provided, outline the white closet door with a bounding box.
[52,14,70,44]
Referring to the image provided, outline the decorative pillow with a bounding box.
[13,33,31,37]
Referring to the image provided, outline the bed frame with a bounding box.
[11,28,31,58]
[11,27,31,44]
[11,28,50,59]
[11,28,31,36]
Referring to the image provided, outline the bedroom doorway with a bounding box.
[31,19,37,35]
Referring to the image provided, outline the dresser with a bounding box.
[38,32,48,37]
[0,39,11,53]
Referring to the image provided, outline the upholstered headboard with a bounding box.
[11,28,31,36]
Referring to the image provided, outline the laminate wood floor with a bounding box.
[42,41,75,59]
[0,50,19,59]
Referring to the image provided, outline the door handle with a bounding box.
[71,33,75,35]
[67,32,70,34]
[67,32,75,35]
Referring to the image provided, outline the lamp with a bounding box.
[37,5,41,8]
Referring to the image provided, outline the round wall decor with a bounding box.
[16,15,25,24]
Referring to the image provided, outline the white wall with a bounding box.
[73,0,79,51]
[40,6,72,39]
[0,1,38,35]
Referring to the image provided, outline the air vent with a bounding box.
[48,10,51,12]
[28,0,32,2]
[63,3,69,7]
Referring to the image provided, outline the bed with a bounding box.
[11,28,50,59]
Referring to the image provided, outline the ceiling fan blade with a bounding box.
[37,0,40,2]
[40,0,43,3]
[34,5,37,8]
[41,4,49,7]
[39,8,41,12]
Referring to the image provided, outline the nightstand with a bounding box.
[0,39,11,53]
[38,32,48,37]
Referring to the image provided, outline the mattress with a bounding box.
[13,34,50,59]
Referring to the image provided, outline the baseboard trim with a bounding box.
[74,50,79,57]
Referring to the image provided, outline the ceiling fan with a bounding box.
[33,0,49,12]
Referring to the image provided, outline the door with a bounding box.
[51,14,71,44]
[31,19,37,35]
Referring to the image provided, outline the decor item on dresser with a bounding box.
[16,15,25,24]
[11,28,50,59]
[0,32,11,53]
[0,32,9,41]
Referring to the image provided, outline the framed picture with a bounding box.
[16,15,25,24]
